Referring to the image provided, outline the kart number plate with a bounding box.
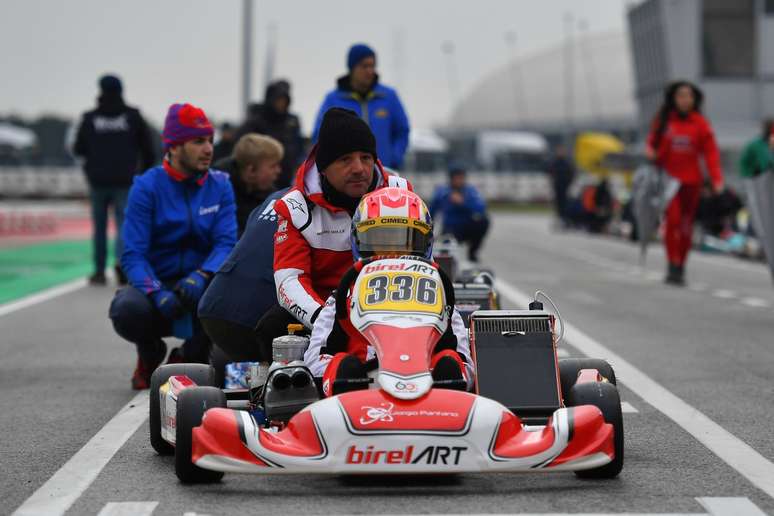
[357,272,443,316]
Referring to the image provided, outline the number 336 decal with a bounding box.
[358,272,443,315]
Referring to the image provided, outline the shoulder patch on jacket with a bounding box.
[281,189,312,230]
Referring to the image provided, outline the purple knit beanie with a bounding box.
[162,103,213,150]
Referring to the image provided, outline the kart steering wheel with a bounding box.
[335,256,456,321]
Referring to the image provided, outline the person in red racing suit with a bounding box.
[253,108,410,363]
[303,187,474,397]
[646,81,724,285]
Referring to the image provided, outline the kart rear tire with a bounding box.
[149,364,216,456]
[558,358,616,400]
[566,381,624,479]
[175,386,226,484]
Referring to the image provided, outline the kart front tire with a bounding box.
[558,358,617,400]
[149,364,216,455]
[566,381,624,479]
[175,386,226,484]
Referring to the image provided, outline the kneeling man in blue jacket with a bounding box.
[109,103,237,390]
[430,164,490,262]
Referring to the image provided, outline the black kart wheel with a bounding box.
[149,364,216,455]
[558,358,616,400]
[566,381,624,479]
[175,386,226,484]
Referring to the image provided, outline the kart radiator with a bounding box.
[470,310,561,423]
[472,315,551,334]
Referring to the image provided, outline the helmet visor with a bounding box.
[356,218,432,257]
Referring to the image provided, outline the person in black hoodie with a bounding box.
[73,74,155,285]
[236,80,304,189]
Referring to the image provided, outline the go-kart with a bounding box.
[149,255,623,483]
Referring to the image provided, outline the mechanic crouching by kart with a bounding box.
[109,103,237,389]
[429,163,490,262]
[304,187,474,397]
[254,107,410,369]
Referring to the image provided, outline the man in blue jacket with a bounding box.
[312,44,410,169]
[109,103,237,390]
[430,164,490,262]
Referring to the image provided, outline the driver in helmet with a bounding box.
[304,187,474,397]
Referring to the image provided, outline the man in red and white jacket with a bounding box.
[253,108,409,359]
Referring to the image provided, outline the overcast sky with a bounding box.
[0,0,633,134]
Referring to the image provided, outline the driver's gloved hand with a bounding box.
[174,269,210,310]
[151,289,185,320]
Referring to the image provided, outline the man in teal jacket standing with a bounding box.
[109,103,237,389]
[312,43,410,169]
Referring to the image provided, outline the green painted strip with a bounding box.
[0,239,113,304]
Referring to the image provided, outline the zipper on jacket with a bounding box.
[360,98,370,126]
[180,185,193,278]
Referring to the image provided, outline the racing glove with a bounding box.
[174,269,210,311]
[151,289,185,320]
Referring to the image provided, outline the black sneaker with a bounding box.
[664,264,685,286]
[114,265,128,285]
[166,347,184,364]
[88,272,107,285]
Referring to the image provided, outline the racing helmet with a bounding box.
[351,187,433,260]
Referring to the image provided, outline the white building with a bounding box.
[446,31,638,142]
[628,0,774,152]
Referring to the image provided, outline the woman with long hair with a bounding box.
[646,81,724,285]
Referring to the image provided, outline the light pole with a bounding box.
[392,26,406,93]
[263,22,277,91]
[505,30,528,126]
[441,41,460,111]
[578,19,602,126]
[241,0,254,118]
[563,11,575,144]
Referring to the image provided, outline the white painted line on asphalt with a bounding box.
[353,514,702,516]
[97,501,158,516]
[740,297,771,309]
[0,277,87,318]
[712,289,738,299]
[495,278,774,501]
[620,402,639,414]
[566,291,603,306]
[11,391,149,516]
[697,497,767,516]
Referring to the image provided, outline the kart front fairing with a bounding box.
[192,388,613,474]
[188,257,615,474]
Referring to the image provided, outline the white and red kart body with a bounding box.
[157,257,617,476]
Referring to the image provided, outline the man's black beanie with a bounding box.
[315,108,377,172]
